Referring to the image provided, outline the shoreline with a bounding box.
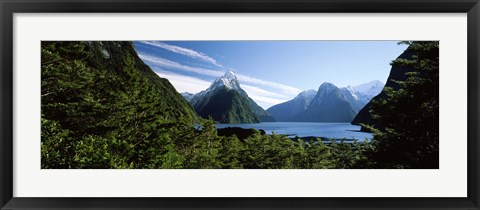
[217,126,370,142]
[289,136,362,142]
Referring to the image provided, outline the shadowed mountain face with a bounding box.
[195,87,260,123]
[187,71,275,123]
[304,83,357,122]
[267,81,383,122]
[352,50,416,127]
[266,89,317,122]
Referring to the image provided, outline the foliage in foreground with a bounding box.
[362,41,439,169]
[43,115,375,169]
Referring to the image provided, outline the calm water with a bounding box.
[216,122,372,141]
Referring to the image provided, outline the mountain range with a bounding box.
[267,81,383,122]
[182,71,383,123]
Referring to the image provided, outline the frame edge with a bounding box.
[1,0,479,209]
[0,0,14,209]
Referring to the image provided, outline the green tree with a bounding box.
[218,135,244,169]
[41,117,74,168]
[365,41,439,168]
[183,120,222,169]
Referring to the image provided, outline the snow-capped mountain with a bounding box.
[344,80,384,102]
[190,71,246,106]
[208,70,243,91]
[267,80,384,122]
[352,80,384,99]
[187,71,275,123]
[341,80,384,112]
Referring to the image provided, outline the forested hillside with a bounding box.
[357,41,439,168]
[41,41,198,168]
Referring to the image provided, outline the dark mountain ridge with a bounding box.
[351,49,415,128]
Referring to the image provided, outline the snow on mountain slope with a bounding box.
[207,71,243,92]
[349,80,384,100]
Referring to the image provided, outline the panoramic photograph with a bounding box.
[41,40,439,169]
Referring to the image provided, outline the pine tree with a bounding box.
[365,41,439,168]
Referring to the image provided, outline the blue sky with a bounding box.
[134,41,408,109]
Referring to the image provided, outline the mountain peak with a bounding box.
[292,89,317,107]
[222,70,236,79]
[319,82,337,91]
[297,89,317,99]
[208,71,242,91]
[351,80,385,99]
[320,82,335,87]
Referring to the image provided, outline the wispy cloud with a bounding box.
[241,84,291,100]
[236,74,302,96]
[241,84,291,109]
[153,69,212,94]
[139,41,224,68]
[138,53,224,78]
[248,94,287,109]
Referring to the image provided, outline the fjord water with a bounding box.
[216,122,373,141]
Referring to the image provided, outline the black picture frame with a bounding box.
[1,0,479,209]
